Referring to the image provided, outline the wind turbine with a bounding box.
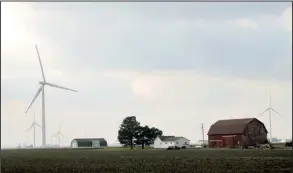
[25,44,77,148]
[200,123,205,146]
[26,107,42,147]
[258,92,283,142]
[53,124,63,147]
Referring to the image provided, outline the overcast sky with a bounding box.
[1,2,292,147]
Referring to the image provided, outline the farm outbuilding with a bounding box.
[207,118,268,148]
[154,136,190,149]
[71,138,108,148]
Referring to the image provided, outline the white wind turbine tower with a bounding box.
[25,44,77,148]
[258,92,283,142]
[26,107,42,147]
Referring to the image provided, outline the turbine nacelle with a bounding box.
[39,81,46,85]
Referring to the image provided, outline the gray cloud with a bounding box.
[24,2,292,81]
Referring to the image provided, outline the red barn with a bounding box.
[207,118,268,148]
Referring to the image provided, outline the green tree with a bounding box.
[134,125,150,149]
[117,116,140,149]
[149,127,163,144]
[135,126,163,149]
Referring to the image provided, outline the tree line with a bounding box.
[117,116,163,149]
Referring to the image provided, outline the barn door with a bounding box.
[223,137,229,147]
[223,137,233,148]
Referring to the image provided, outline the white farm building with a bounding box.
[154,136,190,149]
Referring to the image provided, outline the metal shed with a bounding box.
[71,138,108,148]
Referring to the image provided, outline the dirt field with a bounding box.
[1,148,292,173]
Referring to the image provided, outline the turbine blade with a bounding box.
[26,124,34,132]
[46,82,77,92]
[258,108,269,117]
[35,123,42,128]
[35,45,46,82]
[54,133,60,137]
[54,131,63,137]
[25,86,43,113]
[271,108,283,117]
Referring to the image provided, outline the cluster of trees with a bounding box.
[117,116,163,149]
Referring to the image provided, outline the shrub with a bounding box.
[166,146,174,150]
[174,146,181,150]
[285,141,292,147]
[268,143,275,149]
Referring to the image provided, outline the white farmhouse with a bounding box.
[153,136,190,149]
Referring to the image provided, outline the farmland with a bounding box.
[1,148,292,173]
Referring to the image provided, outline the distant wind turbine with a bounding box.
[201,123,205,146]
[25,44,77,148]
[26,107,42,147]
[53,124,63,147]
[258,92,283,142]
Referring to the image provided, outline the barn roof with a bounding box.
[207,118,264,135]
[72,138,107,142]
[158,136,189,141]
